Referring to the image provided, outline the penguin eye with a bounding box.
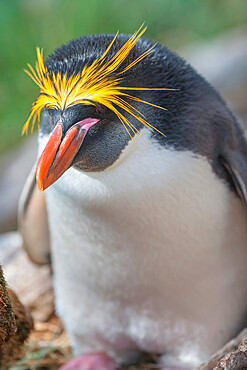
[95,103,105,114]
[83,99,106,115]
[45,105,57,116]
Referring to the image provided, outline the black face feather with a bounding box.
[39,32,246,194]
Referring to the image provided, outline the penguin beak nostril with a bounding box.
[36,118,99,191]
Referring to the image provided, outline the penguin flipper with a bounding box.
[220,133,247,208]
[18,164,51,264]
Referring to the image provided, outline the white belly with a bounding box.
[42,130,247,367]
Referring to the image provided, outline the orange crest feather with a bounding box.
[23,25,173,144]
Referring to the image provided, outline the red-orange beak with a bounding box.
[36,118,99,191]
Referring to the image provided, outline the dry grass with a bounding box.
[6,315,159,369]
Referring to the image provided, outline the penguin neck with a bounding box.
[42,127,230,216]
[38,128,155,193]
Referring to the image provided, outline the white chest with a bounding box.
[42,132,247,366]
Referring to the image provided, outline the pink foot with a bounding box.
[59,352,119,370]
[161,368,184,370]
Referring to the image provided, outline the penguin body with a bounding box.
[21,29,247,368]
[40,130,247,368]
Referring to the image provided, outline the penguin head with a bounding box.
[25,25,247,202]
[24,26,177,191]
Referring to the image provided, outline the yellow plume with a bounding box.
[23,25,173,143]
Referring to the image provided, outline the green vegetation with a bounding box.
[1,0,247,155]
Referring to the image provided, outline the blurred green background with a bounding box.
[1,0,247,156]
